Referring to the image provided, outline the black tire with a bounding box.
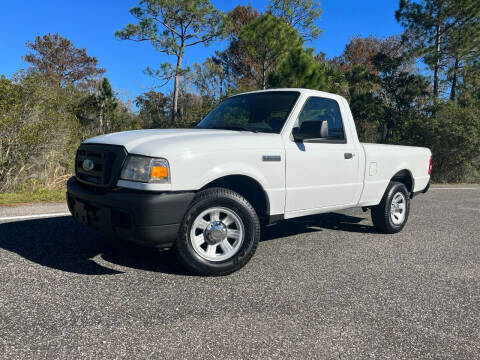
[174,187,261,276]
[371,181,410,234]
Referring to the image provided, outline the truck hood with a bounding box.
[84,129,283,157]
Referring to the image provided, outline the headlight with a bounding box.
[120,156,170,184]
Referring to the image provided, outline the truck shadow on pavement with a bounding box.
[262,212,378,241]
[0,212,375,276]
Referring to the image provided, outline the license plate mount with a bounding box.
[73,201,89,225]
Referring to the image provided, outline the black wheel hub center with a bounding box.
[204,221,227,244]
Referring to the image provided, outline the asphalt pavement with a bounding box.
[0,185,479,359]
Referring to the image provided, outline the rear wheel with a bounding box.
[175,187,260,276]
[371,181,410,233]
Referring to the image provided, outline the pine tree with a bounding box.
[238,14,303,89]
[116,0,231,125]
[24,33,105,88]
[268,0,322,40]
[396,0,450,97]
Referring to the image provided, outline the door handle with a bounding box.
[344,153,353,159]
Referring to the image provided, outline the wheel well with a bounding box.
[391,170,414,194]
[200,175,269,221]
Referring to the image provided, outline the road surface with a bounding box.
[0,185,479,359]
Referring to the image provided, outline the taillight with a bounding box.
[428,156,432,175]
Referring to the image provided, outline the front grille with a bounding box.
[75,143,128,189]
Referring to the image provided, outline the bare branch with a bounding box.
[185,32,222,47]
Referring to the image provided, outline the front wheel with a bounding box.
[175,187,260,276]
[371,181,410,233]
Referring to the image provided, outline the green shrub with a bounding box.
[420,102,480,182]
[0,73,138,192]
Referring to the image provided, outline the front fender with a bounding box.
[170,150,286,215]
[196,161,269,190]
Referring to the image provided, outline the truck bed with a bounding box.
[358,143,431,207]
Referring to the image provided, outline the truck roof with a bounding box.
[232,88,347,102]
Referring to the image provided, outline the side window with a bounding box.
[298,97,345,141]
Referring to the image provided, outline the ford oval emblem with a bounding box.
[82,159,95,171]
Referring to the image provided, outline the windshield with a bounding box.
[197,91,300,133]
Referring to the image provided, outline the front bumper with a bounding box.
[66,177,194,247]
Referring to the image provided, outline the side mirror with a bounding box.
[292,126,304,141]
[292,120,328,141]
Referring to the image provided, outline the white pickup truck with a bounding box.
[67,89,431,275]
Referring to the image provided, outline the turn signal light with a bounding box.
[151,165,168,179]
[428,156,432,175]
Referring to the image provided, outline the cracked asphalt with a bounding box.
[0,185,479,359]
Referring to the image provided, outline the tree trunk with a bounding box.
[433,24,441,98]
[450,57,459,101]
[99,101,105,134]
[219,75,223,99]
[171,47,184,126]
[380,121,387,143]
[261,62,266,90]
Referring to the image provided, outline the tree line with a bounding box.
[1,0,480,193]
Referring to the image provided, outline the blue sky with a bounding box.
[0,1,403,101]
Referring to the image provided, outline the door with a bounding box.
[285,96,360,214]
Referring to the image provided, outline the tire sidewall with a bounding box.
[176,188,260,275]
[385,183,410,232]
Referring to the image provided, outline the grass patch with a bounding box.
[0,188,66,205]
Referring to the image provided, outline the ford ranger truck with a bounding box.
[67,89,431,275]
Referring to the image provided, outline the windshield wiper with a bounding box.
[211,125,259,133]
